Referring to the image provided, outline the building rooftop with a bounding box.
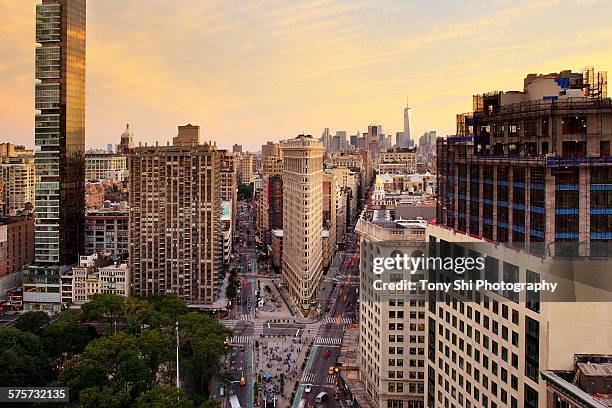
[542,355,612,408]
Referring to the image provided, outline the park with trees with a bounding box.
[0,294,232,408]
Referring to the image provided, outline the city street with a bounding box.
[222,199,361,408]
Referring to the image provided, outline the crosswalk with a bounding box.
[221,319,240,329]
[322,316,352,324]
[315,337,342,346]
[240,314,253,322]
[301,372,336,384]
[230,336,253,345]
[254,322,264,337]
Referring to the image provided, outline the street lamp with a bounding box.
[176,321,180,390]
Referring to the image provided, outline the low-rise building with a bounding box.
[376,148,418,175]
[542,355,612,408]
[61,253,129,307]
[0,214,35,278]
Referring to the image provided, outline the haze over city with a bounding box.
[2,0,612,151]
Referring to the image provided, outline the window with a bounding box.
[524,384,539,408]
[525,316,540,383]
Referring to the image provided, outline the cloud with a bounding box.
[1,0,612,150]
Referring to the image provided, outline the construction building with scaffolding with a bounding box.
[426,68,611,408]
[436,67,611,257]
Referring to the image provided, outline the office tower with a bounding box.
[173,123,200,146]
[116,123,134,154]
[129,137,223,305]
[417,131,437,166]
[24,0,86,312]
[427,69,611,408]
[232,144,243,153]
[1,153,35,216]
[322,172,337,268]
[356,136,368,150]
[260,155,284,245]
[280,135,324,309]
[336,131,348,152]
[321,128,331,151]
[356,186,431,407]
[437,68,611,253]
[220,151,238,263]
[350,133,358,147]
[395,131,403,147]
[261,141,281,162]
[329,134,341,152]
[239,152,254,184]
[401,100,413,148]
[220,151,238,225]
[267,175,283,230]
[84,152,128,182]
[368,124,384,142]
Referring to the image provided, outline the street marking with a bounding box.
[327,375,336,384]
[301,372,316,383]
[240,314,253,322]
[322,316,352,324]
[315,337,342,346]
[230,336,253,345]
[221,319,240,328]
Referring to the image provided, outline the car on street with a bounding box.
[328,366,334,375]
[323,350,330,358]
[304,384,312,393]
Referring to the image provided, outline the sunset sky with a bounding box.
[2,0,612,151]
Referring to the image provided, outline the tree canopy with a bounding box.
[3,294,231,408]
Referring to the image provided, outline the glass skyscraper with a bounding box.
[24,0,86,312]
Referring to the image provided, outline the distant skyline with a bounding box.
[2,0,612,151]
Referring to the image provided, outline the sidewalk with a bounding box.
[273,248,348,325]
[337,326,375,408]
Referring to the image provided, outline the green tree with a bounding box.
[0,327,48,387]
[14,311,50,334]
[80,293,126,327]
[115,350,149,396]
[78,386,130,408]
[237,183,253,201]
[135,386,194,408]
[82,331,140,367]
[150,293,189,321]
[56,358,110,402]
[198,400,222,408]
[42,318,95,360]
[225,282,237,300]
[178,313,231,396]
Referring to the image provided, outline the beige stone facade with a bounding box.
[280,135,324,309]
